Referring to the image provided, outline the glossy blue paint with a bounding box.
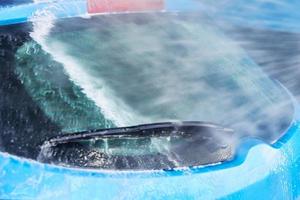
[1,0,300,199]
[1,117,300,199]
[164,0,205,12]
[215,0,300,33]
[0,0,87,26]
[164,0,300,33]
[1,0,299,32]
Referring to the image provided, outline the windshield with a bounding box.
[0,12,294,169]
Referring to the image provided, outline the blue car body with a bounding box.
[1,0,300,199]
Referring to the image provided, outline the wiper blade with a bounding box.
[39,121,236,170]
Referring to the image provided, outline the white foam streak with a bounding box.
[30,9,148,126]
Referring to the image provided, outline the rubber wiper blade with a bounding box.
[49,121,233,143]
[39,121,236,170]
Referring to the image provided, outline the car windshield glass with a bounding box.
[0,12,294,169]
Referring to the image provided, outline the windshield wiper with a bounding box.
[38,121,236,170]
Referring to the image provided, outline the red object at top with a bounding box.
[87,0,164,14]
